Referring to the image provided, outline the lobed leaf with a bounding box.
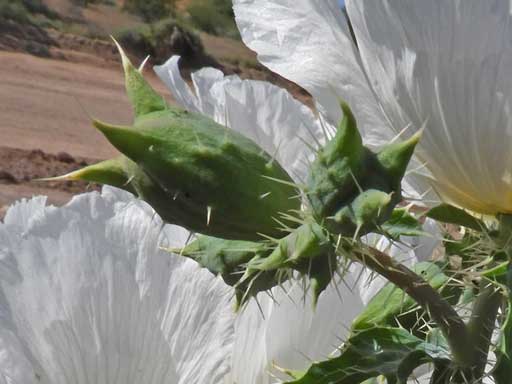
[352,262,453,332]
[286,327,450,384]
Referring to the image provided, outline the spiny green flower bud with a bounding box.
[306,102,421,237]
[49,42,300,241]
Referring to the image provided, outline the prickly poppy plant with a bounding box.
[3,0,512,383]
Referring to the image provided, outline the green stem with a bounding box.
[492,262,512,383]
[467,279,502,382]
[350,244,473,367]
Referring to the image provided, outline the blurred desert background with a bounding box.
[0,0,311,217]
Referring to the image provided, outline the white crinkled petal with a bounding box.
[0,188,234,384]
[153,56,201,113]
[226,278,364,384]
[347,0,512,214]
[232,0,394,147]
[154,57,323,181]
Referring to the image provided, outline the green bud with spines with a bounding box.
[49,41,300,241]
[306,102,421,237]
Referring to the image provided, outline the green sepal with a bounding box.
[427,204,485,231]
[113,38,168,118]
[376,130,422,188]
[43,156,136,195]
[286,327,450,384]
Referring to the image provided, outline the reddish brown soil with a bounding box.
[0,147,101,216]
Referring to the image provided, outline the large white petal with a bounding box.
[348,0,512,214]
[154,57,323,182]
[0,188,234,384]
[226,278,364,384]
[232,0,394,147]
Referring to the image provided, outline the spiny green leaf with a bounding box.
[352,262,453,332]
[243,222,335,307]
[427,204,485,231]
[172,235,284,309]
[286,327,450,384]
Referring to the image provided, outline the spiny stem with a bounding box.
[467,279,502,382]
[348,244,474,367]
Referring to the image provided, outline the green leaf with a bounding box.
[427,204,485,231]
[352,262,453,332]
[381,208,425,239]
[286,327,450,384]
[481,261,509,279]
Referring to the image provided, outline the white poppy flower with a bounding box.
[0,187,234,384]
[233,0,512,215]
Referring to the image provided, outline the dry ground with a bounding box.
[0,50,170,211]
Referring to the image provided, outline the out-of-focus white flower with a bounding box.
[233,0,512,215]
[0,187,234,384]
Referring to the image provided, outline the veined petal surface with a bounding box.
[154,57,323,182]
[347,0,512,214]
[225,279,365,384]
[232,0,394,147]
[0,187,234,384]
